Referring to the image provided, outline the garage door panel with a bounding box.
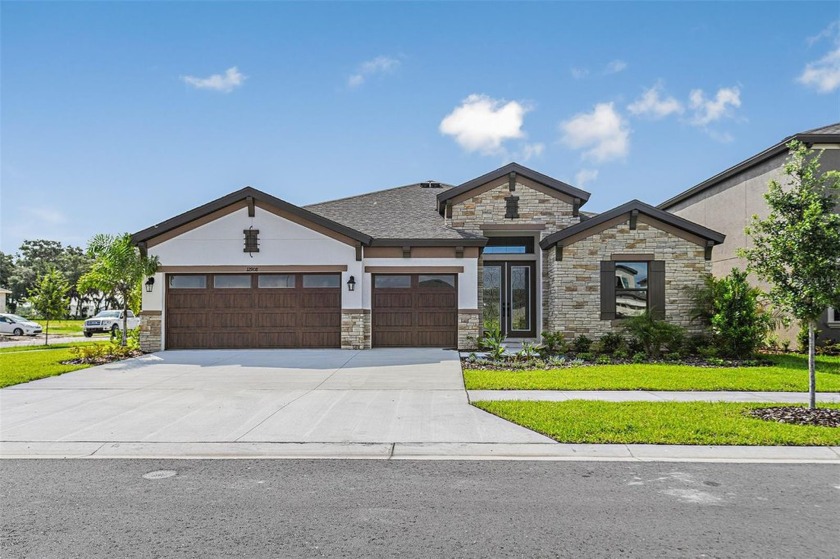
[416,311,457,328]
[217,312,254,328]
[373,330,414,348]
[166,274,340,349]
[373,292,413,307]
[302,293,341,308]
[415,331,456,347]
[255,312,299,328]
[374,312,413,327]
[168,293,208,309]
[415,292,457,307]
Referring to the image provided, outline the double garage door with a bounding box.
[166,273,341,349]
[166,272,458,349]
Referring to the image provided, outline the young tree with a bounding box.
[741,141,840,409]
[78,233,159,346]
[28,268,70,346]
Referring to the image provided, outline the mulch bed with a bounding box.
[746,406,840,428]
[61,351,143,366]
[462,356,771,371]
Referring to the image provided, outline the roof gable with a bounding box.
[540,199,725,249]
[131,187,372,246]
[659,122,840,210]
[436,162,591,213]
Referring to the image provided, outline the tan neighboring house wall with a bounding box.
[546,220,710,339]
[664,143,840,345]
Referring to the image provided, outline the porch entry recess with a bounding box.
[482,261,536,338]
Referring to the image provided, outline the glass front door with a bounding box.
[482,261,536,337]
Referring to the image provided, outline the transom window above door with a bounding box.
[483,236,535,254]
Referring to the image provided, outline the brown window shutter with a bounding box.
[649,260,666,319]
[600,261,616,320]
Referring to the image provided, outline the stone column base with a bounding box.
[458,310,480,350]
[341,310,371,349]
[139,311,162,353]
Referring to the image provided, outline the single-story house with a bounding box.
[0,288,10,313]
[659,122,840,345]
[133,163,724,352]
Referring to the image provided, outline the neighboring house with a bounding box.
[0,288,10,313]
[659,122,840,344]
[132,163,723,352]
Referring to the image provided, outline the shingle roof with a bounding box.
[305,183,486,244]
[659,122,840,210]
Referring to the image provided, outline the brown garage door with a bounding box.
[166,273,341,349]
[372,274,457,348]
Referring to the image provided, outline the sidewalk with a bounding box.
[2,441,838,463]
[468,390,840,403]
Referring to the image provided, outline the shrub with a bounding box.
[517,342,540,361]
[596,354,612,365]
[540,331,568,355]
[576,352,594,361]
[620,311,686,358]
[690,269,772,358]
[632,352,647,363]
[598,332,625,355]
[796,323,822,353]
[613,349,629,360]
[683,334,711,357]
[781,340,791,353]
[572,335,593,354]
[478,325,506,361]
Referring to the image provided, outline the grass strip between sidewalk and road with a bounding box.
[473,400,840,446]
[0,344,104,388]
[464,354,840,392]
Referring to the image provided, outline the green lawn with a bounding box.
[464,354,840,392]
[39,319,85,336]
[0,344,97,388]
[473,400,840,446]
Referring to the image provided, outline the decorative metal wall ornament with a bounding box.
[244,227,260,256]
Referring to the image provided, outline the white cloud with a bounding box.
[570,67,589,80]
[519,143,545,161]
[181,67,246,93]
[688,86,741,126]
[347,56,401,88]
[807,20,839,46]
[627,83,684,119]
[604,60,628,74]
[440,94,531,155]
[574,168,599,187]
[560,102,630,162]
[799,46,840,94]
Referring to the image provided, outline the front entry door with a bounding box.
[482,262,536,338]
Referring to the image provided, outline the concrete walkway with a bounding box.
[468,390,840,403]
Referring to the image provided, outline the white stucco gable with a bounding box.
[149,206,356,267]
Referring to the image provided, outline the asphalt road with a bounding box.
[1,460,838,558]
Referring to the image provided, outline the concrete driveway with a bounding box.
[0,349,550,452]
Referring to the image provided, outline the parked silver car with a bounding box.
[0,314,43,336]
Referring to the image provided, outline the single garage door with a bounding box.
[166,273,341,349]
[372,274,457,348]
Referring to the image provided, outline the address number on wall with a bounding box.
[245,267,259,272]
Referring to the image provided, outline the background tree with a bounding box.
[28,268,70,346]
[78,233,159,346]
[0,251,15,309]
[741,141,840,409]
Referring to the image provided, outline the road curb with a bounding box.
[2,441,838,463]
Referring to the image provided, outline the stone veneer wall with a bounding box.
[546,220,710,339]
[341,310,371,349]
[458,310,480,350]
[139,312,162,353]
[450,181,580,338]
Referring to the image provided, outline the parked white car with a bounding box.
[83,310,141,337]
[0,314,43,336]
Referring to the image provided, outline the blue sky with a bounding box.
[2,1,838,253]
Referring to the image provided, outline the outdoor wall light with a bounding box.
[347,275,356,292]
[145,277,155,293]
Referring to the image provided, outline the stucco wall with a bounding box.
[667,146,840,344]
[545,219,710,340]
